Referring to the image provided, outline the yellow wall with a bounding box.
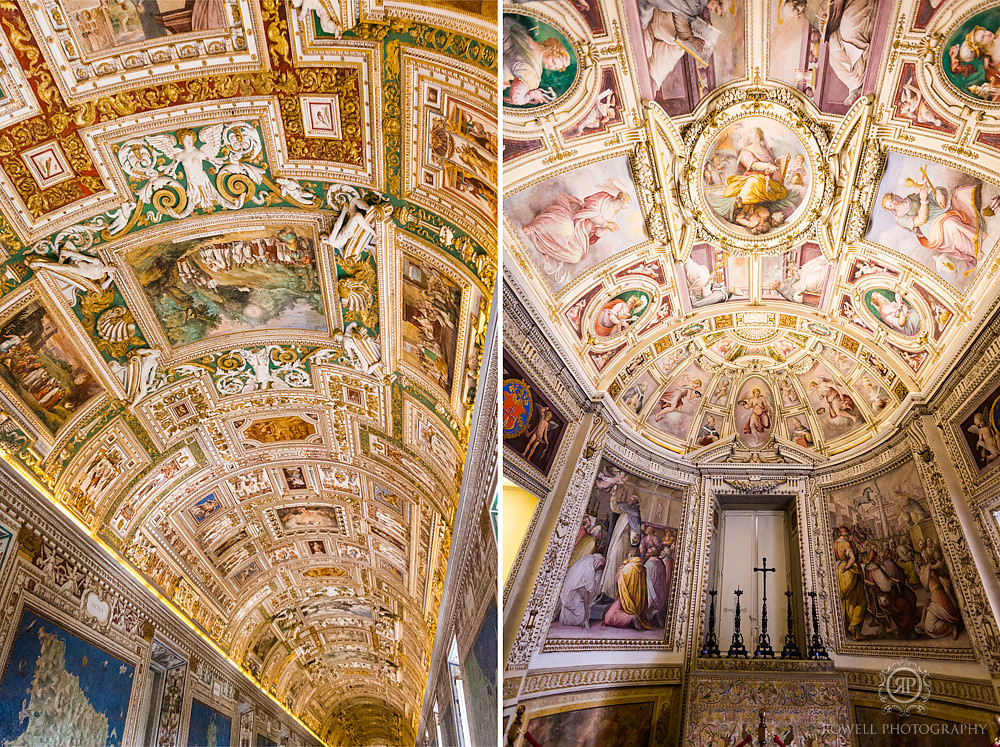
[502,478,540,586]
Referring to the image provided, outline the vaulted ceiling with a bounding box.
[503,0,1000,460]
[0,1,495,745]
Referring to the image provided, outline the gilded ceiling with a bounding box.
[503,0,1000,460]
[0,0,496,745]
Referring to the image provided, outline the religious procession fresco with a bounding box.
[547,459,682,643]
[942,7,1000,104]
[676,244,749,310]
[504,155,647,292]
[624,0,746,117]
[126,225,326,348]
[0,608,135,747]
[189,698,232,747]
[0,300,102,436]
[502,352,568,476]
[825,459,971,648]
[760,242,832,307]
[866,152,1000,293]
[958,377,1000,474]
[502,13,578,108]
[768,0,890,114]
[400,254,463,394]
[522,700,656,747]
[67,0,228,57]
[701,118,811,235]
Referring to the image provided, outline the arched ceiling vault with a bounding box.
[0,0,496,744]
[503,0,1000,462]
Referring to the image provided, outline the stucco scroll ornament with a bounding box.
[212,346,311,394]
[24,247,115,305]
[117,122,265,221]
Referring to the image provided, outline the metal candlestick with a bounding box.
[807,590,830,660]
[780,590,801,659]
[727,587,748,658]
[700,589,721,657]
[753,557,775,658]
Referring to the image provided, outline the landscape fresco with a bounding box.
[625,0,745,117]
[128,226,325,348]
[547,459,682,642]
[401,254,463,393]
[0,609,134,747]
[504,155,646,292]
[0,300,101,435]
[524,701,655,747]
[69,0,227,57]
[866,151,1000,293]
[825,459,971,648]
[502,352,568,476]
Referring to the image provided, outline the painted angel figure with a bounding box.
[968,411,999,463]
[143,125,236,214]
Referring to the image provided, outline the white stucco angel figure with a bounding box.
[335,322,382,376]
[25,248,116,304]
[323,185,383,264]
[276,177,320,206]
[109,348,161,408]
[290,0,348,36]
[143,125,235,214]
[237,347,290,392]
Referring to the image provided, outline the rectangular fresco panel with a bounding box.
[524,700,655,747]
[625,0,746,117]
[866,151,1000,293]
[958,378,1000,474]
[546,459,682,643]
[646,360,708,442]
[677,244,748,311]
[127,225,325,348]
[768,0,890,114]
[0,608,134,747]
[69,0,227,57]
[825,459,971,648]
[797,360,864,442]
[401,254,463,393]
[761,242,832,307]
[0,300,101,436]
[462,602,497,747]
[502,352,569,476]
[276,505,341,532]
[188,698,232,747]
[504,155,646,292]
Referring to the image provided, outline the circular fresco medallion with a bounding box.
[503,13,578,110]
[592,290,651,339]
[679,89,833,253]
[702,117,811,236]
[862,289,921,337]
[942,7,1000,105]
[502,378,533,437]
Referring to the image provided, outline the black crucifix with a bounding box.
[753,557,776,658]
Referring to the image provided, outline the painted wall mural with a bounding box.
[524,700,655,747]
[0,300,101,436]
[502,352,568,476]
[188,698,232,747]
[401,254,463,393]
[825,459,970,647]
[0,609,134,747]
[626,0,746,117]
[504,155,646,291]
[702,118,810,235]
[943,7,1000,104]
[866,151,999,292]
[127,226,325,348]
[548,459,682,643]
[463,602,497,747]
[502,13,578,108]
